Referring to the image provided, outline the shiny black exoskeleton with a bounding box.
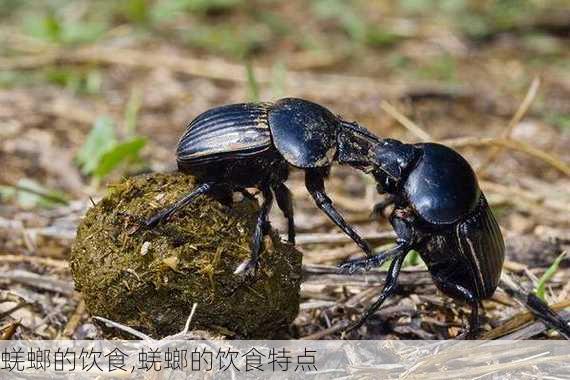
[340,140,505,336]
[145,98,380,274]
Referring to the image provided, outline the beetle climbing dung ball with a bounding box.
[144,97,383,273]
[70,173,302,338]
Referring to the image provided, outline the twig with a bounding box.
[502,260,528,273]
[407,354,569,380]
[400,342,542,378]
[442,137,570,176]
[380,101,433,141]
[299,300,338,311]
[0,302,30,319]
[481,300,570,340]
[0,53,59,70]
[0,270,75,295]
[40,96,102,125]
[162,304,222,341]
[302,264,434,288]
[504,78,541,140]
[60,300,86,339]
[63,46,391,95]
[480,180,570,214]
[343,286,384,309]
[479,77,541,173]
[301,320,349,340]
[489,195,570,225]
[92,316,152,340]
[0,254,69,270]
[303,246,363,264]
[0,321,19,340]
[500,311,570,340]
[182,303,198,335]
[484,274,570,339]
[0,45,467,99]
[377,99,569,177]
[0,27,55,52]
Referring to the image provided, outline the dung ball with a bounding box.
[70,173,302,338]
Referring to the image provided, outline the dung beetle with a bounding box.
[144,98,380,274]
[340,139,505,337]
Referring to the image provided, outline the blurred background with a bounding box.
[0,0,569,340]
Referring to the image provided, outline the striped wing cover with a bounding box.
[176,103,273,167]
[455,194,505,299]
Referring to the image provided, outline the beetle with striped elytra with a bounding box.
[144,98,381,275]
[140,97,569,338]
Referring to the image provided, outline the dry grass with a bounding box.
[1,1,569,340]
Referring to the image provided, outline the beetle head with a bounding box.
[371,139,419,193]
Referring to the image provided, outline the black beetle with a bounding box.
[340,139,505,336]
[144,98,380,274]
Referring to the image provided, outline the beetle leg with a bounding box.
[144,182,214,228]
[345,252,408,333]
[432,278,481,339]
[338,242,407,274]
[273,182,295,244]
[234,184,273,276]
[468,301,480,339]
[305,169,373,257]
[339,208,414,273]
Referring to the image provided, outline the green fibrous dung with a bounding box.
[70,173,302,338]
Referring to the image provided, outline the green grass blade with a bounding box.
[94,137,147,179]
[76,117,117,175]
[124,86,142,135]
[535,251,567,300]
[245,62,259,102]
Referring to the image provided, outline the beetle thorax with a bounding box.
[403,143,481,225]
